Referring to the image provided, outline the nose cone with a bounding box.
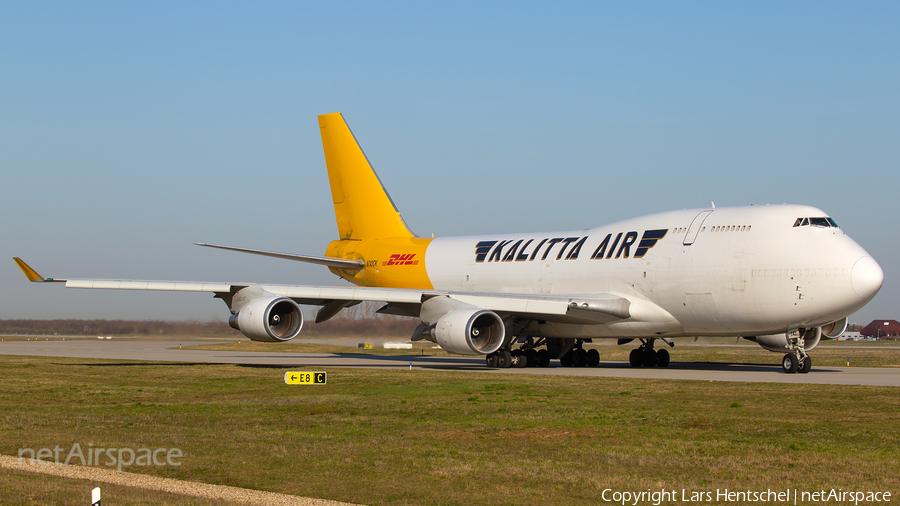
[851,256,884,300]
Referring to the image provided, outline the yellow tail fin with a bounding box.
[318,113,415,241]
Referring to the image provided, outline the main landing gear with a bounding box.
[627,339,671,368]
[486,337,594,369]
[485,349,529,369]
[485,338,553,369]
[558,341,600,368]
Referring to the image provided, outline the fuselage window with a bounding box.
[810,217,831,227]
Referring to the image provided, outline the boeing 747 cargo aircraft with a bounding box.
[15,113,883,373]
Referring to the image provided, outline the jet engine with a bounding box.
[821,317,848,339]
[433,309,505,355]
[745,327,821,353]
[228,296,303,342]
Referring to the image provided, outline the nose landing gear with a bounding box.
[782,352,811,374]
[781,329,813,374]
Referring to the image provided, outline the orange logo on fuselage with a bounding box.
[383,254,419,266]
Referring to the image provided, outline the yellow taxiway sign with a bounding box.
[284,371,326,385]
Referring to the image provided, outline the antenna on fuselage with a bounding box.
[711,201,716,209]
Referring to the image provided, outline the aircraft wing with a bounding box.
[14,258,631,325]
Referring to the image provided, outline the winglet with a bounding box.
[13,257,52,282]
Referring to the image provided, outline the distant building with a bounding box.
[837,331,862,341]
[860,320,900,339]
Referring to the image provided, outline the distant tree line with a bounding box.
[0,319,238,336]
[0,302,418,337]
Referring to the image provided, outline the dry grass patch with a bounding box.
[0,468,241,506]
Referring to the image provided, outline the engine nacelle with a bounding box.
[821,317,849,339]
[229,296,303,342]
[433,309,505,355]
[746,327,821,353]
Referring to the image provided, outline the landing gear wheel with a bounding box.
[514,353,528,368]
[586,349,600,367]
[537,349,551,367]
[560,350,574,367]
[656,349,670,367]
[573,348,587,367]
[486,353,499,368]
[498,350,513,369]
[782,353,799,374]
[642,349,657,367]
[799,355,811,374]
[629,349,642,367]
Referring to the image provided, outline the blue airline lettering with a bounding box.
[502,240,523,262]
[529,239,548,261]
[556,237,580,260]
[566,236,587,259]
[606,233,623,259]
[474,229,668,263]
[488,240,512,262]
[615,231,638,259]
[541,238,564,260]
[515,239,534,261]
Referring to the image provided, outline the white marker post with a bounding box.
[91,487,100,506]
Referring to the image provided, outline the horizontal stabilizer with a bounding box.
[195,243,364,269]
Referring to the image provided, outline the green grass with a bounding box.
[0,354,898,505]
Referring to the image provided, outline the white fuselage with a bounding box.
[424,204,882,339]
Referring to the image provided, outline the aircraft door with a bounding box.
[683,210,713,245]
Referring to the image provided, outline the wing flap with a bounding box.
[65,279,234,292]
[448,293,568,315]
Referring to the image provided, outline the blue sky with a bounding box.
[2,2,897,324]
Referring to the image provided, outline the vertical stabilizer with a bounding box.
[318,113,415,240]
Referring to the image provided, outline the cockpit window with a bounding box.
[793,217,838,228]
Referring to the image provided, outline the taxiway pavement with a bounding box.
[1,339,898,386]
